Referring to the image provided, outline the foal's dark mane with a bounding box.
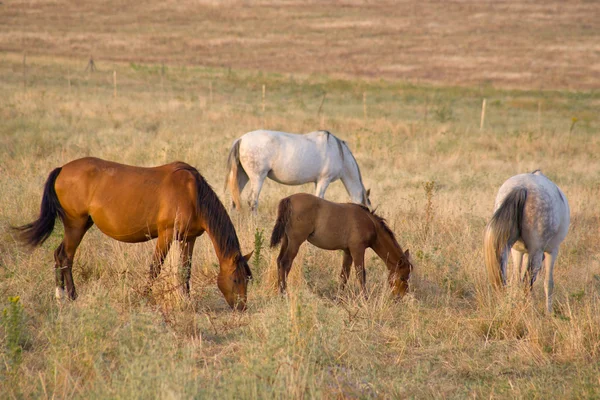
[174,163,242,261]
[355,204,402,249]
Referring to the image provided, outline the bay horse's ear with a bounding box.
[243,251,254,262]
[404,249,410,258]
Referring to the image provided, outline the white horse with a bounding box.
[225,130,371,212]
[484,170,570,313]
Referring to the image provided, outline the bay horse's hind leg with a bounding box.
[178,237,196,297]
[54,243,66,299]
[339,250,353,291]
[57,217,94,300]
[543,249,558,314]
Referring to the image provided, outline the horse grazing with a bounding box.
[269,193,412,297]
[14,157,253,310]
[225,130,371,212]
[484,170,570,313]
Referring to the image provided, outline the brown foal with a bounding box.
[14,157,252,310]
[270,193,412,297]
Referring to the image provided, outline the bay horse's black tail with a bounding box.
[270,197,292,248]
[13,167,65,247]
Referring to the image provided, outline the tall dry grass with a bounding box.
[0,54,599,398]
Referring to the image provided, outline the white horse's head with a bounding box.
[363,188,372,210]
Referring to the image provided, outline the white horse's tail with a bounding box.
[484,187,528,288]
[225,139,244,209]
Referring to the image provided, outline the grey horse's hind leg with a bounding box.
[543,249,558,314]
[510,249,524,285]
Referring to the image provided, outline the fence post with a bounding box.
[363,92,367,120]
[480,98,487,131]
[22,52,27,91]
[113,70,117,98]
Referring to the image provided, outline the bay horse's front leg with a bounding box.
[178,237,197,297]
[339,250,353,291]
[148,229,173,283]
[350,247,367,296]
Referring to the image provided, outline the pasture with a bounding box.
[1,2,600,398]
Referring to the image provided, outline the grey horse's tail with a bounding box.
[484,187,528,288]
[270,197,292,248]
[224,139,245,210]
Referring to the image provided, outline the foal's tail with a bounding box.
[225,138,245,210]
[483,187,528,288]
[13,167,65,247]
[270,197,292,248]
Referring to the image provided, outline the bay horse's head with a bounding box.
[217,251,253,311]
[389,249,413,298]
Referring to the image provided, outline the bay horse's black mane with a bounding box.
[174,163,249,275]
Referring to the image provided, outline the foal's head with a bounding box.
[217,251,253,310]
[389,249,413,298]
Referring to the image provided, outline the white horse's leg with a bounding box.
[510,249,524,285]
[519,253,530,283]
[248,174,267,213]
[315,178,332,198]
[543,249,558,314]
[523,251,544,291]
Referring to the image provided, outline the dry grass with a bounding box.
[0,52,599,399]
[1,0,600,90]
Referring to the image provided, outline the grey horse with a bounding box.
[484,170,570,313]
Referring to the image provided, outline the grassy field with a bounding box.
[1,1,600,397]
[0,53,599,398]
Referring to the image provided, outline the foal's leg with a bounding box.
[277,236,301,294]
[277,235,289,293]
[59,217,94,300]
[350,246,367,295]
[339,250,353,291]
[178,237,196,296]
[543,249,558,314]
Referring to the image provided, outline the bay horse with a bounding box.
[14,157,253,310]
[484,170,570,313]
[269,193,412,297]
[225,130,371,212]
